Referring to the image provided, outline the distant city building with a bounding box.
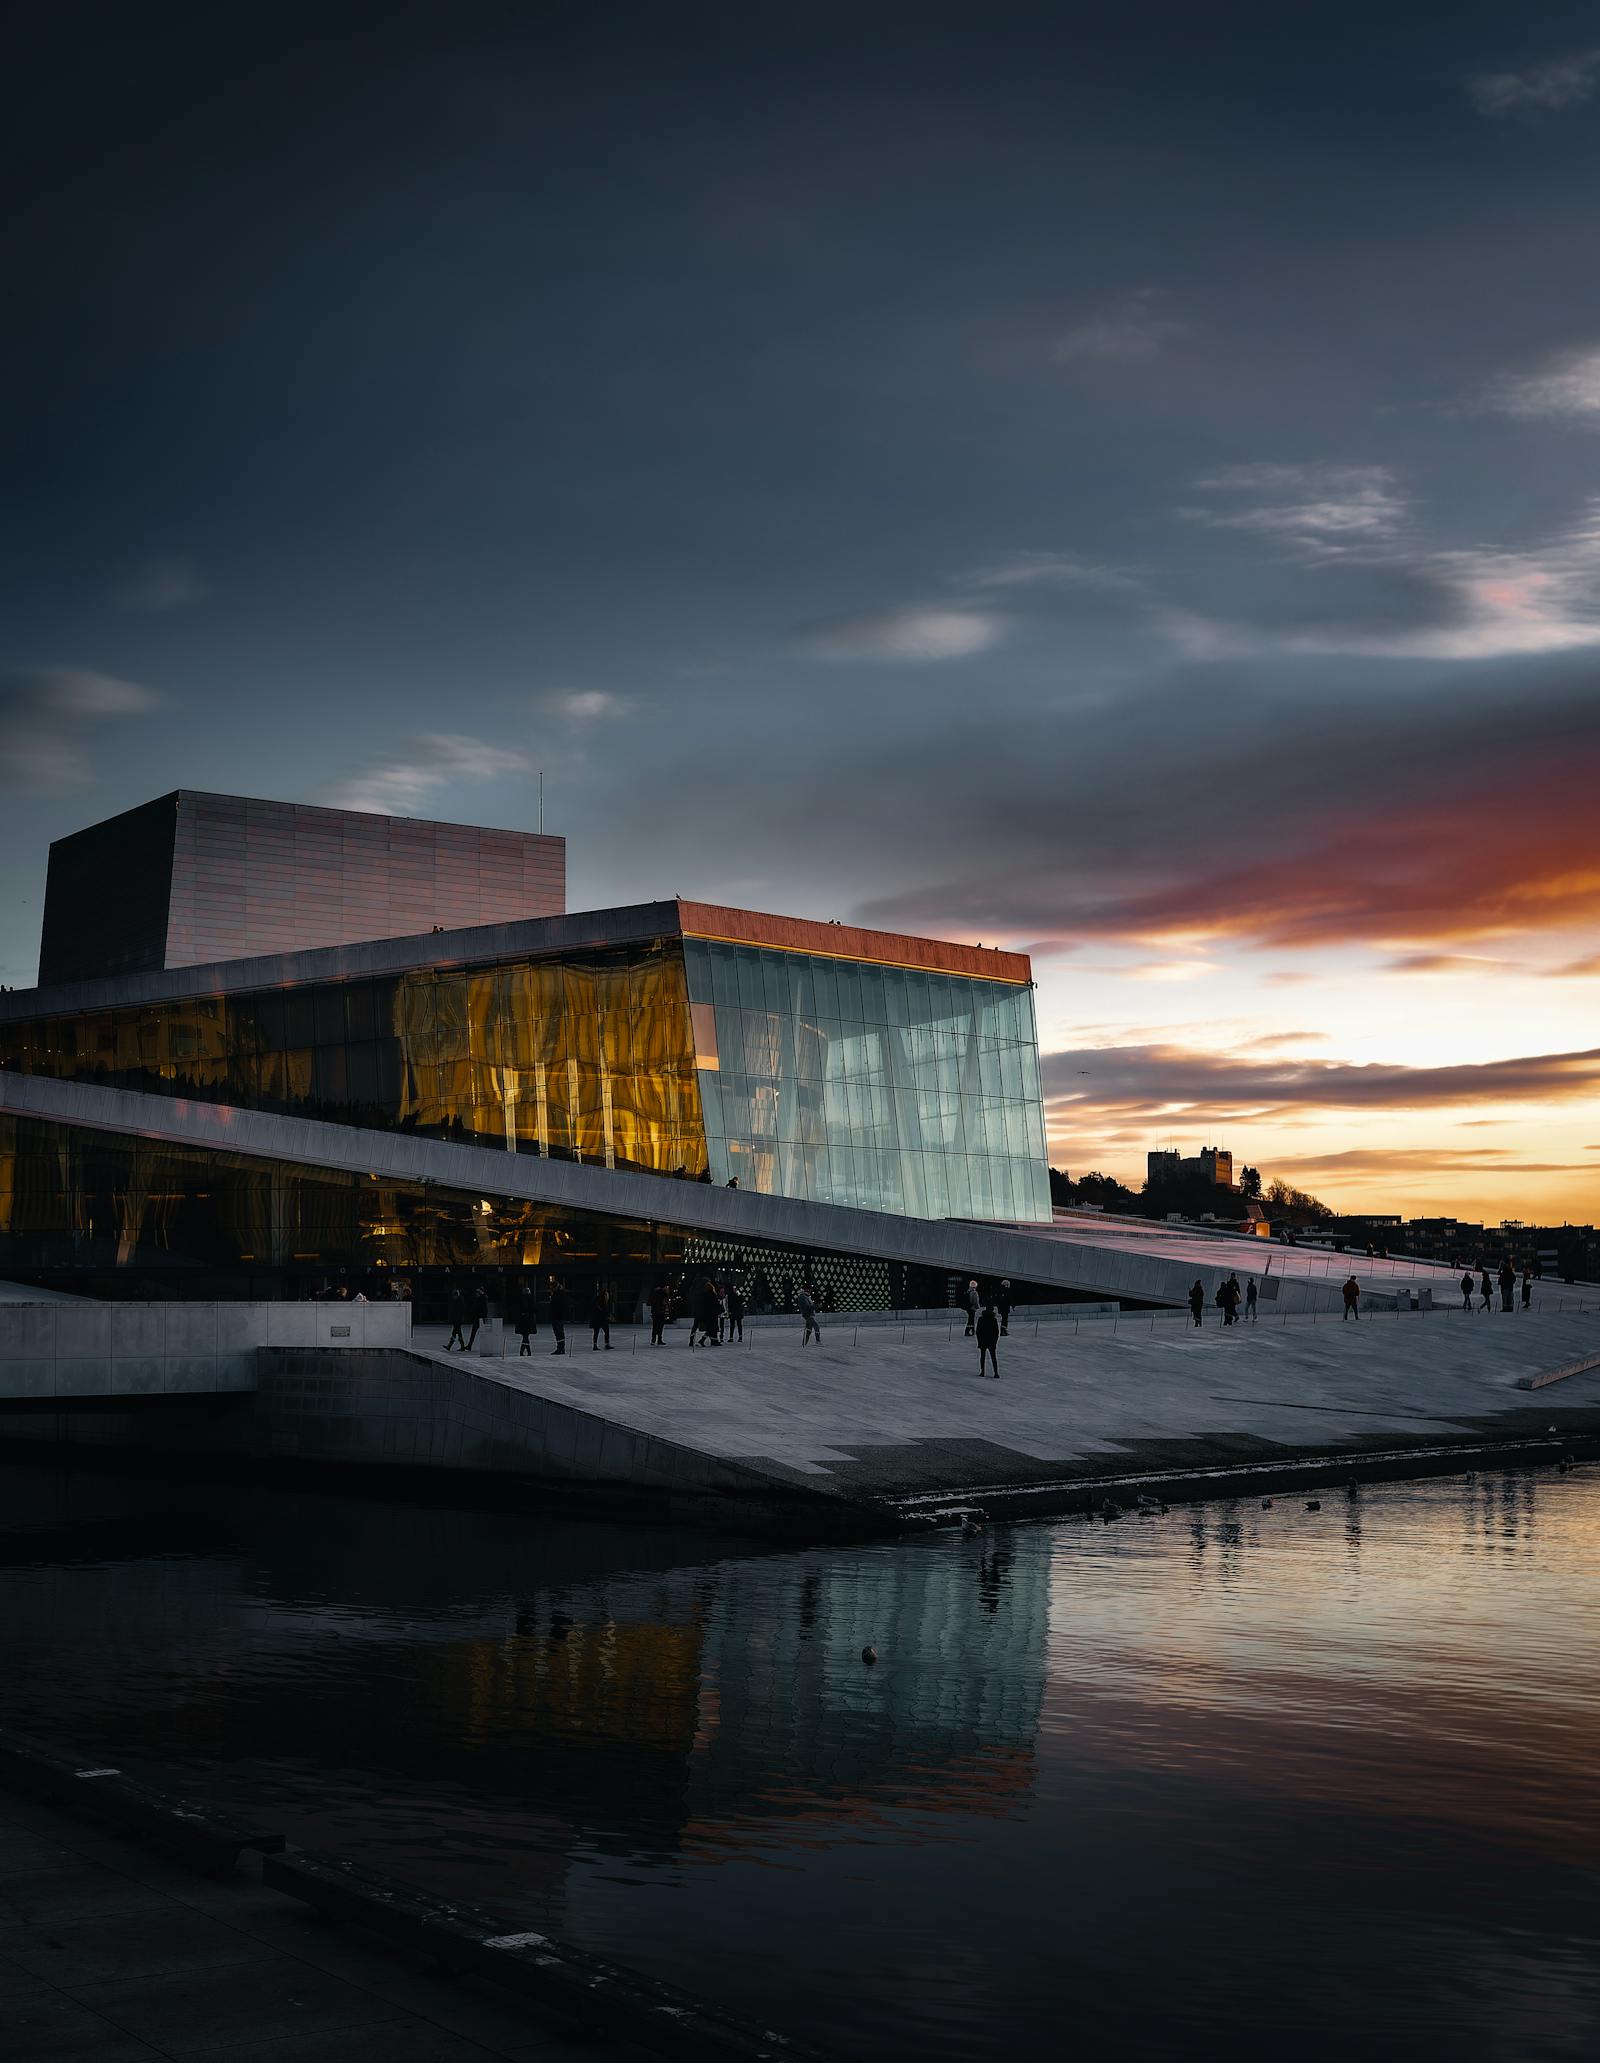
[1147,1146,1234,1190]
[1318,1213,1599,1284]
[38,791,567,987]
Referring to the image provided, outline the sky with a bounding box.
[3,0,1599,1226]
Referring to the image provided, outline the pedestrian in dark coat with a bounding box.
[1188,1279,1204,1328]
[1245,1279,1258,1323]
[727,1280,745,1342]
[446,1281,469,1352]
[590,1284,612,1351]
[1342,1275,1360,1321]
[514,1285,537,1357]
[976,1301,1000,1379]
[1479,1267,1493,1313]
[467,1280,489,1350]
[996,1280,1012,1336]
[1521,1267,1533,1310]
[548,1276,568,1355]
[1460,1271,1474,1310]
[648,1282,669,1346]
[1498,1259,1516,1312]
[797,1284,822,1344]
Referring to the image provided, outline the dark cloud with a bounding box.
[1268,1148,1591,1176]
[0,666,160,789]
[1469,47,1600,118]
[1041,1041,1600,1119]
[1384,953,1516,975]
[835,662,1600,953]
[117,556,208,613]
[5,0,1600,1043]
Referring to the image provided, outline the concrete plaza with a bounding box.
[422,1299,1600,1508]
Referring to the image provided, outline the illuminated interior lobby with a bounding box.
[0,792,1065,1311]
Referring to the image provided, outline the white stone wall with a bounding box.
[0,1300,411,1402]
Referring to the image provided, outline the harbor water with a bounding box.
[0,1460,1596,2060]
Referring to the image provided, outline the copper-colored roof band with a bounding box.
[676,901,1032,986]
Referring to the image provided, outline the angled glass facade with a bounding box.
[0,1113,954,1312]
[0,916,1051,1229]
[684,939,1050,1222]
[0,942,709,1179]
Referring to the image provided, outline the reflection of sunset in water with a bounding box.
[1,1463,1598,2059]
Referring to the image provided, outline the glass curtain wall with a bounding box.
[683,940,1050,1222]
[0,1115,955,1311]
[0,944,709,1178]
[0,1113,672,1286]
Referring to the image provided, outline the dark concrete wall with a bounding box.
[0,1347,809,1517]
[39,795,179,986]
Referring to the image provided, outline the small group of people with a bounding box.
[962,1278,1014,1338]
[675,1276,747,1348]
[309,1274,412,1303]
[474,1273,582,1357]
[1460,1261,1533,1313]
[444,1276,491,1351]
[957,1279,1014,1378]
[511,1275,596,1356]
[1188,1273,1261,1326]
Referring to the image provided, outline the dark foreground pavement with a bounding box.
[0,1788,649,2063]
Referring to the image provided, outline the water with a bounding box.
[1,1461,1597,2060]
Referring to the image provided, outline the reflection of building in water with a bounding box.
[0,1477,1052,1908]
[681,1543,1050,1836]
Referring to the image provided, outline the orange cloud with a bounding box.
[1079,769,1600,949]
[1042,1041,1600,1117]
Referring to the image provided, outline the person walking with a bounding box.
[997,1280,1013,1337]
[727,1279,745,1343]
[1521,1266,1533,1310]
[1342,1274,1360,1321]
[514,1282,537,1357]
[715,1279,730,1344]
[648,1281,669,1346]
[976,1299,1000,1380]
[1498,1258,1516,1313]
[1188,1279,1205,1328]
[1460,1270,1475,1311]
[445,1278,469,1352]
[696,1277,722,1348]
[467,1279,489,1351]
[1245,1278,1258,1323]
[547,1275,568,1355]
[590,1282,612,1351]
[1478,1267,1493,1314]
[964,1280,980,1337]
[1224,1274,1243,1325]
[797,1282,822,1345]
